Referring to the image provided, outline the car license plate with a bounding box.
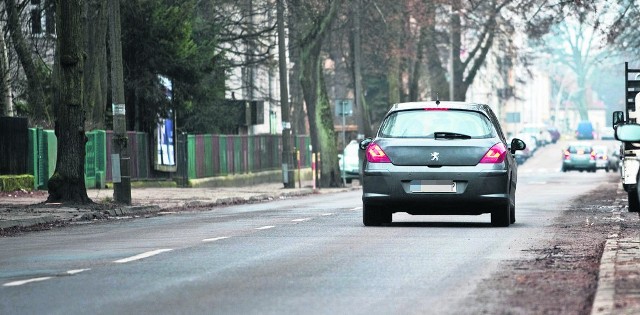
[410,180,457,193]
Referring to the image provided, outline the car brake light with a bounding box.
[479,143,507,163]
[366,143,391,163]
[563,150,571,160]
[590,151,596,160]
[424,108,448,111]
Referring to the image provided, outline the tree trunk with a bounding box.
[5,0,50,125]
[47,0,91,204]
[0,30,13,117]
[424,1,449,100]
[84,0,109,130]
[576,73,589,120]
[286,2,307,137]
[409,28,426,102]
[450,0,463,101]
[295,0,342,188]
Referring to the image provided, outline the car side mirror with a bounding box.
[359,138,373,150]
[615,123,640,142]
[613,111,625,127]
[509,138,526,154]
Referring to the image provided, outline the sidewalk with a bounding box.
[0,181,355,230]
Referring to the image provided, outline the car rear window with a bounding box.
[568,145,592,153]
[378,109,495,138]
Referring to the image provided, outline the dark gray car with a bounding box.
[360,101,526,227]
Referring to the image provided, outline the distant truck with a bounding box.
[613,62,640,212]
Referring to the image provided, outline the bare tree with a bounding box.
[47,0,91,204]
[4,0,50,125]
[0,28,13,116]
[289,0,343,188]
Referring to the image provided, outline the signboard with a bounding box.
[154,76,177,172]
[335,99,353,116]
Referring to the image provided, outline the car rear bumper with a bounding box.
[361,165,511,215]
[562,160,596,169]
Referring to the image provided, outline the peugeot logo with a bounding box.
[431,152,439,161]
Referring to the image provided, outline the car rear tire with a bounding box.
[630,189,640,213]
[491,202,510,227]
[363,205,392,226]
[510,203,515,224]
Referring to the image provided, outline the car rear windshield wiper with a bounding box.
[434,132,472,139]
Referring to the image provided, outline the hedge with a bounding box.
[0,175,35,192]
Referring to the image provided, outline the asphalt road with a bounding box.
[0,140,620,315]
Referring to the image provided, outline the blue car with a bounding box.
[575,121,594,140]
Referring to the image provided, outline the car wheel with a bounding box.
[363,205,391,226]
[510,203,516,224]
[605,167,610,173]
[346,178,352,184]
[630,188,640,213]
[491,201,510,227]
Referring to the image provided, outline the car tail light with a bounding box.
[590,151,596,160]
[366,143,391,163]
[479,143,507,163]
[563,150,571,160]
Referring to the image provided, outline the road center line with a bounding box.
[350,207,362,211]
[67,269,90,275]
[255,226,275,230]
[114,249,173,263]
[3,277,52,287]
[292,218,311,222]
[202,236,230,242]
[320,213,333,216]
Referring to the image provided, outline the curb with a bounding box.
[0,215,56,229]
[591,226,620,315]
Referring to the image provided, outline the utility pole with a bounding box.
[277,0,294,188]
[109,0,131,204]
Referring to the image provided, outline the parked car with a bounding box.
[359,101,526,227]
[561,142,596,172]
[575,121,595,140]
[592,145,610,171]
[547,126,561,143]
[520,124,552,146]
[608,145,621,172]
[511,133,536,164]
[338,140,361,183]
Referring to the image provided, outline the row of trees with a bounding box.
[1,0,637,203]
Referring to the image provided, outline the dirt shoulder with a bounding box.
[462,178,636,314]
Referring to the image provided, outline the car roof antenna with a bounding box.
[435,93,440,105]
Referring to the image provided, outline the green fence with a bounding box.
[27,129,311,189]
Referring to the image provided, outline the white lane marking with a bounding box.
[114,249,173,263]
[292,218,311,222]
[202,236,230,242]
[67,269,90,275]
[3,277,52,287]
[350,207,362,211]
[255,226,275,230]
[320,213,333,216]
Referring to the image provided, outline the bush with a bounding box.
[0,175,34,192]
